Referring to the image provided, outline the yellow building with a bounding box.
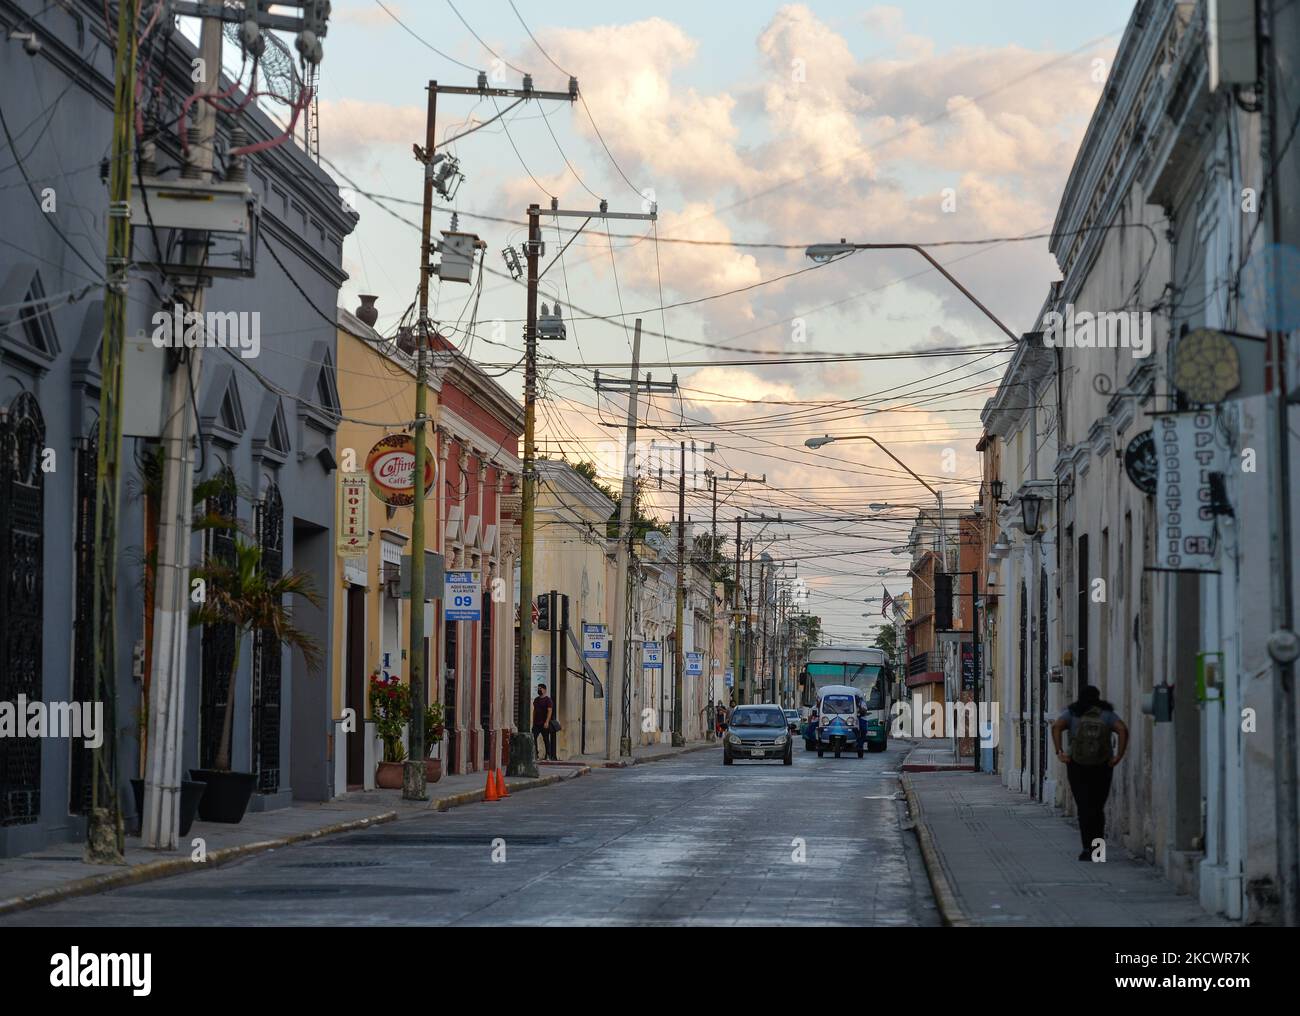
[330,306,522,791]
[531,459,616,759]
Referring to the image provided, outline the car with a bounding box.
[723,704,793,765]
[783,709,800,733]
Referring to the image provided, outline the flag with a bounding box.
[882,586,893,617]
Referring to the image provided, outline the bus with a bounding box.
[798,646,893,752]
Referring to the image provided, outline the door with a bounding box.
[345,584,366,787]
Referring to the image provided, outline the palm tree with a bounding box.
[189,539,322,772]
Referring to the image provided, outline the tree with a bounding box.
[189,540,323,772]
[872,624,899,660]
[568,459,667,541]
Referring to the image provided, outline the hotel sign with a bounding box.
[338,473,369,557]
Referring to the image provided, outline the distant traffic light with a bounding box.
[536,593,551,631]
[934,573,954,630]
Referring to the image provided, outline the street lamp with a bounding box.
[1020,492,1044,536]
[804,240,1020,342]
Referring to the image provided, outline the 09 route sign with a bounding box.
[445,570,481,622]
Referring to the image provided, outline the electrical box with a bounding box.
[130,175,254,234]
[436,231,480,284]
[1142,684,1175,722]
[1207,0,1257,91]
[122,332,167,438]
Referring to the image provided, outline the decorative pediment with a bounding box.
[202,365,246,447]
[444,503,462,544]
[463,513,480,548]
[297,341,341,435]
[252,390,290,465]
[0,265,60,373]
[70,300,104,392]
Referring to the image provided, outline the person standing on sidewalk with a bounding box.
[532,684,555,761]
[1052,684,1128,860]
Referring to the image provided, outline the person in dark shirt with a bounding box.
[1051,684,1129,860]
[531,684,555,761]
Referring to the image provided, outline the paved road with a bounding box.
[1,741,938,927]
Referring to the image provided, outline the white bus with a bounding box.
[798,645,893,752]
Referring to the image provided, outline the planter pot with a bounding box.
[188,769,257,824]
[376,761,405,789]
[424,758,442,784]
[129,779,208,837]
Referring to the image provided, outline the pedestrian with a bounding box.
[715,702,727,738]
[532,683,554,761]
[1052,684,1128,861]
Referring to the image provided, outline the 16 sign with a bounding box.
[583,623,609,660]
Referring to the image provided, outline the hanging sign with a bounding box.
[337,472,369,556]
[444,570,481,621]
[686,652,704,677]
[1154,412,1222,571]
[1123,429,1158,495]
[366,434,435,507]
[642,642,663,670]
[583,623,609,660]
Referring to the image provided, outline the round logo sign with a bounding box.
[1123,429,1157,495]
[365,434,435,507]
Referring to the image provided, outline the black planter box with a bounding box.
[188,769,257,824]
[129,778,207,837]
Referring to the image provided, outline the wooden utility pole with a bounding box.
[404,81,442,800]
[596,324,676,758]
[87,0,141,864]
[673,443,686,746]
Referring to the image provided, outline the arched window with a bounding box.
[252,483,284,792]
[200,464,238,770]
[0,391,45,825]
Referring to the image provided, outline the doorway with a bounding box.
[346,584,366,788]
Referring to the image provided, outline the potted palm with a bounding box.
[423,701,445,783]
[189,539,322,822]
[369,671,410,789]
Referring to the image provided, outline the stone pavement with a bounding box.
[903,768,1231,926]
[0,765,587,918]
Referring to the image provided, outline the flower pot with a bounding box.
[424,758,442,784]
[376,761,405,789]
[188,769,257,824]
[129,778,208,837]
[356,294,379,327]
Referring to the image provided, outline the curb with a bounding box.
[0,810,399,919]
[590,741,719,768]
[901,774,972,928]
[0,768,588,918]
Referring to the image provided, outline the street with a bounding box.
[0,744,936,927]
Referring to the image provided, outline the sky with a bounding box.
[244,1,1138,646]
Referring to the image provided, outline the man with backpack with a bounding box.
[1051,684,1129,861]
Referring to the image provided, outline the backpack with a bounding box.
[1071,707,1113,766]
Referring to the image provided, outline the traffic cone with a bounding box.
[496,769,510,798]
[484,768,500,802]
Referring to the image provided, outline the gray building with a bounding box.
[0,1,355,856]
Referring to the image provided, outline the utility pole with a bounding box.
[595,324,675,758]
[526,203,657,768]
[673,444,686,746]
[713,475,762,708]
[87,0,140,865]
[404,80,442,800]
[1262,0,1300,927]
[141,11,224,855]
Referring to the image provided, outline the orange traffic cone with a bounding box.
[496,769,510,798]
[484,768,500,802]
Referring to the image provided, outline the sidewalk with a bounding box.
[899,739,975,772]
[903,768,1230,926]
[567,737,718,768]
[0,765,587,918]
